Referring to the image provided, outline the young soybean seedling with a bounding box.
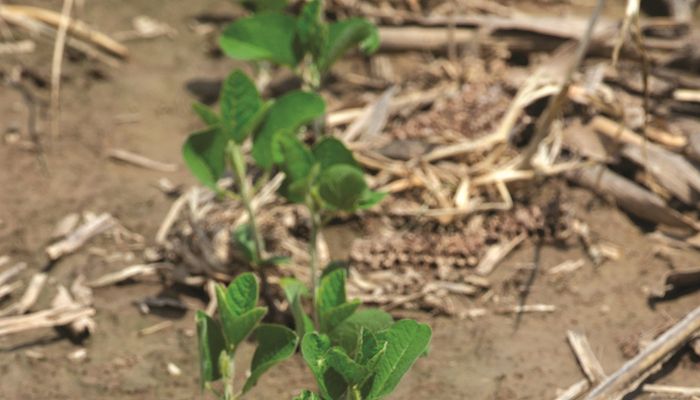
[283,266,432,400]
[182,69,325,270]
[183,69,320,399]
[273,134,384,310]
[261,110,432,399]
[184,32,430,399]
[220,0,379,89]
[298,319,432,400]
[196,273,298,400]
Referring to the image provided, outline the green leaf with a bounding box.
[312,138,385,210]
[242,324,299,394]
[330,309,393,354]
[284,176,313,204]
[357,329,387,371]
[219,70,264,143]
[320,260,348,280]
[233,224,258,264]
[195,311,226,389]
[280,277,314,338]
[220,13,299,67]
[327,346,368,385]
[227,272,259,315]
[320,300,360,333]
[319,18,379,72]
[316,268,347,314]
[182,128,226,190]
[252,90,325,169]
[301,332,333,399]
[216,284,266,351]
[357,333,388,398]
[280,277,310,300]
[317,164,368,211]
[312,137,359,170]
[301,333,349,399]
[367,320,432,399]
[277,135,315,203]
[296,0,327,60]
[216,283,234,316]
[192,102,219,126]
[358,189,387,210]
[293,390,322,400]
[229,307,267,352]
[239,0,287,12]
[326,369,351,399]
[278,129,315,182]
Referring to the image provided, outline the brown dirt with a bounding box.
[1,1,699,399]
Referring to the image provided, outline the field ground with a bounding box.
[1,1,699,399]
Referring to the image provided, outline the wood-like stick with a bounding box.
[642,384,700,397]
[49,0,74,138]
[156,192,188,244]
[0,273,48,317]
[108,148,177,172]
[0,306,95,336]
[46,213,115,260]
[0,4,128,57]
[555,379,589,400]
[567,330,607,383]
[584,305,700,400]
[0,262,26,286]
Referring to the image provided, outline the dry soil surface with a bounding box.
[1,1,698,399]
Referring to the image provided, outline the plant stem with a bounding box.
[348,386,362,400]
[228,141,280,318]
[228,141,265,263]
[223,354,236,400]
[307,203,322,326]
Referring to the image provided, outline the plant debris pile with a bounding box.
[154,0,700,318]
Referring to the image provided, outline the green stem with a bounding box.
[222,354,237,400]
[228,141,265,263]
[228,141,280,318]
[308,203,322,327]
[347,386,362,400]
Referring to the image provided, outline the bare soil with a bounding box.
[1,1,698,399]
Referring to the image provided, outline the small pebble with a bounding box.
[182,328,195,337]
[167,362,181,377]
[67,348,88,362]
[25,349,45,360]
